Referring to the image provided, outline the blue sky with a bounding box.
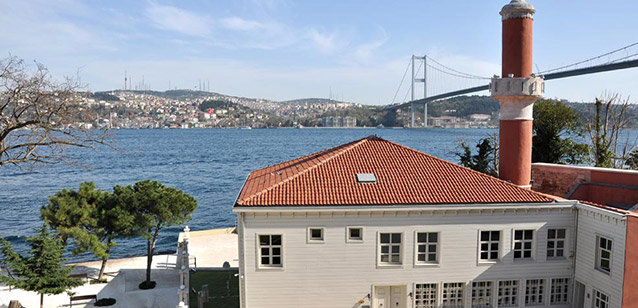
[1,0,637,104]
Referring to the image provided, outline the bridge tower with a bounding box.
[491,0,544,187]
[410,55,427,128]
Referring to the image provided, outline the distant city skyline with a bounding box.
[1,0,637,104]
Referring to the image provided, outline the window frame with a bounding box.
[441,282,465,308]
[414,282,438,308]
[306,227,325,244]
[592,289,609,308]
[346,226,364,243]
[377,232,403,267]
[497,280,520,308]
[549,278,570,305]
[524,279,546,306]
[256,234,284,269]
[546,228,568,260]
[512,229,536,261]
[414,231,440,266]
[471,281,494,308]
[478,230,502,263]
[595,235,613,275]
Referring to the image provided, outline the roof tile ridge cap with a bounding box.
[237,137,370,205]
[380,138,555,201]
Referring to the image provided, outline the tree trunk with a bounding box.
[98,240,111,280]
[145,223,161,283]
[40,293,43,308]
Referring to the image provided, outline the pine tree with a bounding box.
[0,226,84,308]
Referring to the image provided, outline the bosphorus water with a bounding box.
[1,128,498,261]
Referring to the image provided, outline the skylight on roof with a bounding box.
[356,173,377,184]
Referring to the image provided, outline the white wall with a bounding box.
[574,205,627,308]
[238,205,577,308]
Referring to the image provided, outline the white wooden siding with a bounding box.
[574,206,627,308]
[239,207,576,308]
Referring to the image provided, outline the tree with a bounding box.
[626,149,638,170]
[0,56,107,169]
[456,137,498,176]
[586,94,634,168]
[41,182,136,280]
[532,99,589,164]
[0,226,84,308]
[121,180,197,289]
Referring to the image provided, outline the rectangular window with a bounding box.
[442,282,465,308]
[514,230,534,260]
[308,227,324,242]
[414,283,438,308]
[347,227,363,241]
[596,236,612,273]
[498,280,519,307]
[593,289,609,308]
[549,278,570,305]
[379,233,402,265]
[416,232,439,264]
[525,279,545,306]
[547,229,566,259]
[258,234,282,267]
[480,231,500,261]
[471,281,493,308]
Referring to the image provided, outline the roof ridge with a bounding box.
[237,136,375,205]
[375,137,557,201]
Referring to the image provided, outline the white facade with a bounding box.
[573,204,627,308]
[235,203,585,308]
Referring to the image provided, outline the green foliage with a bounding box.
[626,150,638,170]
[532,99,589,164]
[117,180,197,286]
[41,182,137,279]
[199,100,239,112]
[456,138,498,176]
[0,226,84,308]
[428,95,499,118]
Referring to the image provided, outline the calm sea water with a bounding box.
[0,128,497,261]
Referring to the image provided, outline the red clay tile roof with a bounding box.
[235,136,556,207]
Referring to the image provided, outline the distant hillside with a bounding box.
[280,98,351,106]
[90,92,120,101]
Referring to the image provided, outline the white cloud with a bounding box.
[220,17,268,31]
[306,29,341,55]
[145,3,213,37]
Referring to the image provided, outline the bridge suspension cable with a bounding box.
[537,41,638,74]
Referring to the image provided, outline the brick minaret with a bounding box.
[492,0,544,187]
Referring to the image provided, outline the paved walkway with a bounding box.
[0,228,239,308]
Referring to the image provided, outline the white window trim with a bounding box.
[545,227,569,261]
[595,234,613,275]
[470,280,494,308]
[346,226,364,243]
[477,229,502,264]
[256,233,284,270]
[592,288,610,308]
[414,230,441,267]
[496,279,520,308]
[440,281,466,308]
[548,278,570,305]
[377,231,404,268]
[524,278,547,306]
[512,229,536,262]
[306,227,325,244]
[413,282,439,308]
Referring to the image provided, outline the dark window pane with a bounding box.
[429,233,438,242]
[311,229,322,239]
[418,233,427,242]
[381,255,389,262]
[381,233,390,243]
[601,259,610,270]
[548,250,555,257]
[261,257,269,265]
[381,246,389,253]
[391,255,400,263]
[557,229,565,238]
[392,233,401,243]
[557,241,564,248]
[601,251,610,259]
[350,228,361,239]
[491,243,499,250]
[481,243,488,250]
[490,252,498,259]
[428,254,436,262]
[272,247,280,255]
[548,229,556,238]
[261,248,269,256]
[515,231,522,240]
[600,238,607,248]
[492,231,500,241]
[556,250,564,257]
[514,242,522,250]
[272,257,281,265]
[429,244,437,253]
[260,235,270,245]
[547,241,555,249]
[524,242,532,249]
[418,245,426,253]
[481,231,489,241]
[524,251,531,258]
[481,252,488,259]
[514,251,521,259]
[391,246,400,253]
[418,254,425,262]
[525,230,533,239]
[272,235,281,245]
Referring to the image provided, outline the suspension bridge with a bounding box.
[387,42,638,127]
